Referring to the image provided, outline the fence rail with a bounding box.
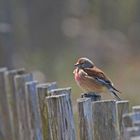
[0,67,140,140]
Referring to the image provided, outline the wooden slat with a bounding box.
[37,82,57,140]
[116,100,129,139]
[123,113,133,128]
[5,68,26,140]
[77,98,93,140]
[123,112,140,127]
[14,73,33,140]
[132,106,140,113]
[92,100,119,140]
[124,127,140,140]
[0,68,12,140]
[46,91,76,140]
[132,106,140,127]
[25,81,43,140]
[48,87,71,96]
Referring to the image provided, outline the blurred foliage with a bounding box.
[0,0,140,107]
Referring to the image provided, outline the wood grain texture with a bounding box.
[116,100,129,139]
[0,68,12,140]
[92,100,119,140]
[132,106,140,113]
[37,82,57,140]
[5,68,26,140]
[123,113,133,128]
[123,127,140,140]
[46,92,76,140]
[14,73,33,140]
[25,81,43,140]
[48,87,71,96]
[123,112,140,128]
[132,106,140,127]
[77,98,93,140]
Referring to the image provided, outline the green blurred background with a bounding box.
[0,0,140,107]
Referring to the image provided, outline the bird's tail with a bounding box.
[109,86,121,101]
[110,85,122,94]
[110,90,121,101]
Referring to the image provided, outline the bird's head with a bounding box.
[74,57,94,69]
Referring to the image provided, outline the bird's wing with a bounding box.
[84,67,112,85]
[84,67,121,93]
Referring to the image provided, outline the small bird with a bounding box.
[73,57,121,100]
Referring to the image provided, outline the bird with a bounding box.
[73,57,121,100]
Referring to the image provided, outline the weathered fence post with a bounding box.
[46,89,76,140]
[123,105,140,140]
[133,106,140,113]
[37,82,57,140]
[123,112,140,128]
[123,113,133,128]
[77,91,101,140]
[48,87,71,96]
[124,127,140,140]
[5,68,25,140]
[132,106,140,127]
[14,73,33,140]
[92,100,119,140]
[25,81,43,140]
[1,67,140,140]
[116,100,129,139]
[0,68,12,140]
[77,98,93,140]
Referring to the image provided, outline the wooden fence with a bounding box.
[0,67,140,140]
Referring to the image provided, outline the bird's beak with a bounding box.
[74,63,81,68]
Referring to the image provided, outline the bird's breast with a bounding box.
[73,69,80,81]
[74,72,81,81]
[74,69,106,93]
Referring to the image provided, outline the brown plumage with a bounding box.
[73,57,121,100]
